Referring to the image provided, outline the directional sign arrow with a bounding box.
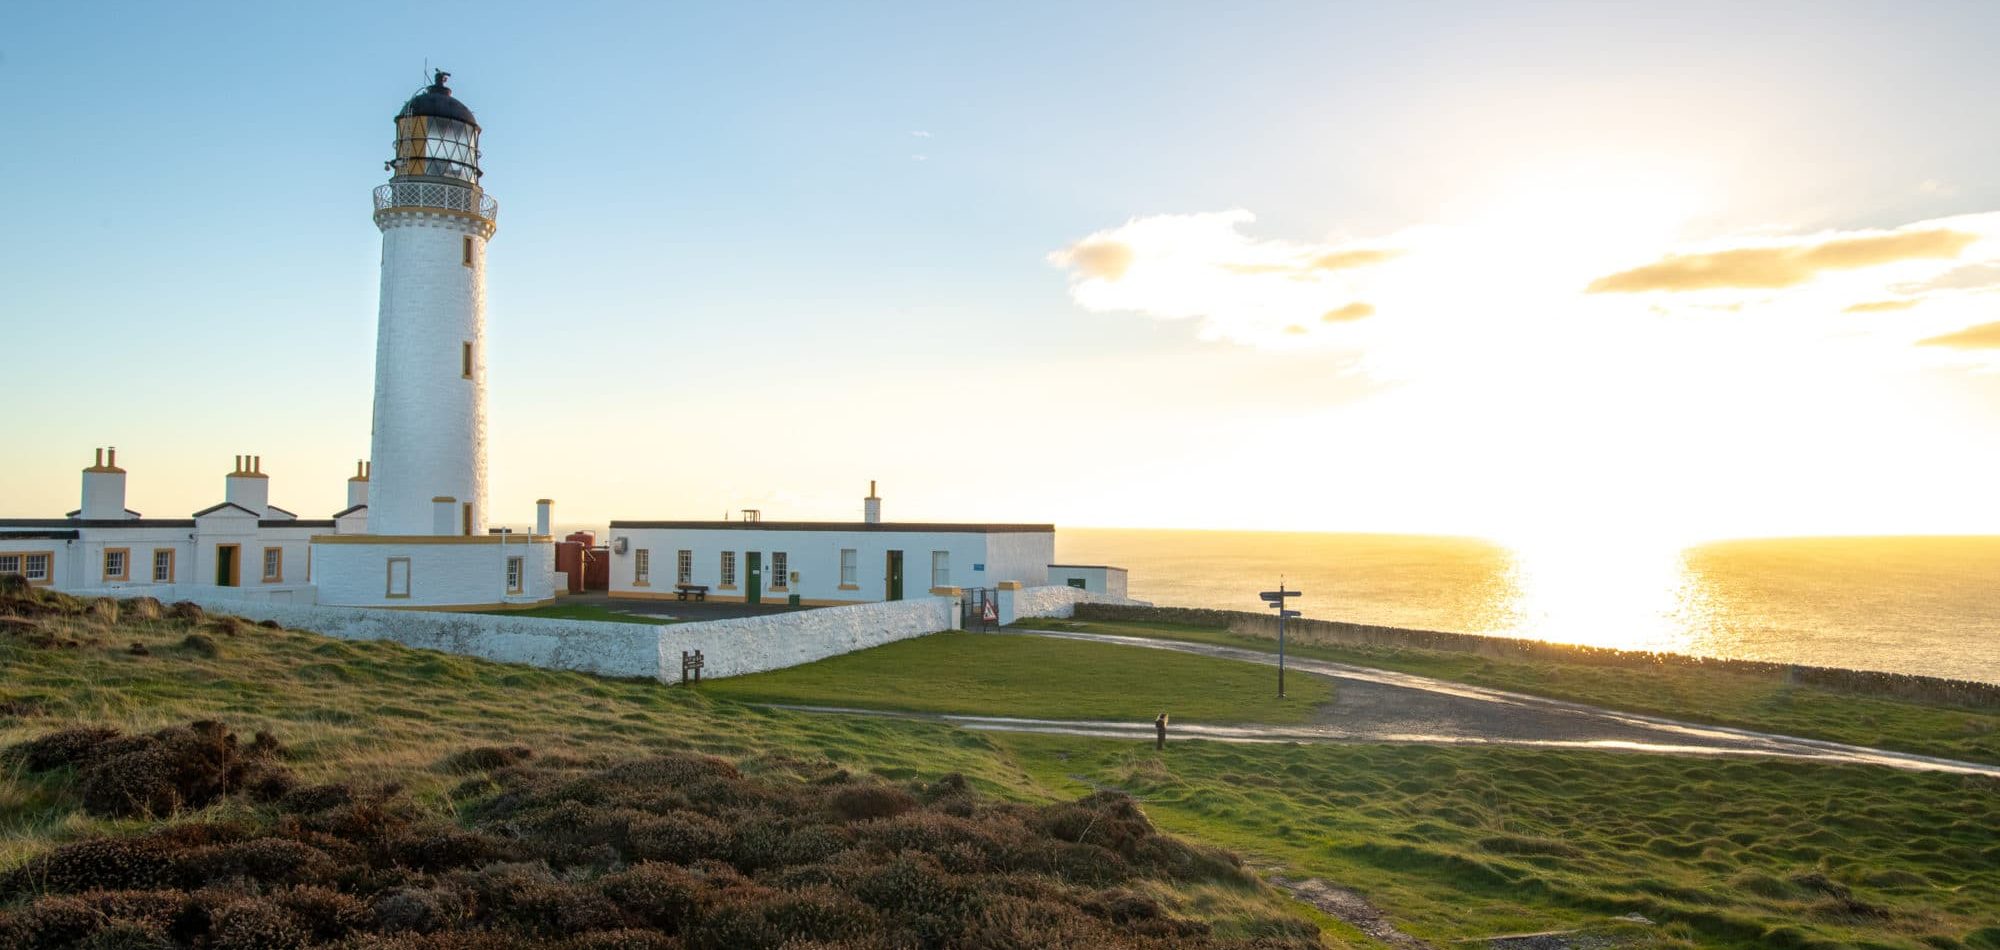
[1259,590,1300,602]
[1277,609,1301,619]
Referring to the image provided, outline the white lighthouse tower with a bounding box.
[309,73,554,609]
[368,70,495,537]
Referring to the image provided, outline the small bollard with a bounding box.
[681,649,705,685]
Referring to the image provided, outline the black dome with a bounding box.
[399,75,478,128]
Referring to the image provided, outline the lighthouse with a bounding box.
[306,72,553,610]
[367,70,496,537]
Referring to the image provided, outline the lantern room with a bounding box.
[388,70,482,184]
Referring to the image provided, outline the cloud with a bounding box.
[1312,249,1400,271]
[1919,179,1957,197]
[1048,210,1401,346]
[1844,299,1921,313]
[1055,240,1134,281]
[1918,321,2000,349]
[911,153,928,162]
[910,130,932,138]
[1587,228,1979,293]
[1901,261,2000,293]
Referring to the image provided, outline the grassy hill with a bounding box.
[4,586,1997,948]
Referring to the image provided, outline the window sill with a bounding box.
[718,584,738,591]
[633,581,651,587]
[837,584,860,591]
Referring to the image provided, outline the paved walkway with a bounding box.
[772,628,1999,777]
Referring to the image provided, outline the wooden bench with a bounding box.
[674,583,709,601]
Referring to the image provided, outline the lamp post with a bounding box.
[1259,582,1301,698]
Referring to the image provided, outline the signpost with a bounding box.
[1259,584,1301,697]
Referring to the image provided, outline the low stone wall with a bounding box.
[998,585,1147,624]
[1071,603,2000,709]
[156,589,957,682]
[656,597,957,679]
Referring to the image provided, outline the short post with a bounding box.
[681,649,705,685]
[1259,582,1301,698]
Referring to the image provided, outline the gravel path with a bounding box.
[768,629,2000,776]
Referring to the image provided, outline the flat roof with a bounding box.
[1049,563,1127,572]
[0,518,197,529]
[610,520,1054,534]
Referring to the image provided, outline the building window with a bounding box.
[720,551,737,587]
[152,549,175,584]
[676,549,692,585]
[931,551,950,589]
[506,556,524,594]
[462,235,474,266]
[386,557,411,598]
[262,547,283,583]
[839,548,858,587]
[103,548,129,582]
[770,551,788,589]
[0,554,17,576]
[22,553,51,584]
[634,549,651,586]
[462,342,473,379]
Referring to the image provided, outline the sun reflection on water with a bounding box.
[1490,535,1716,654]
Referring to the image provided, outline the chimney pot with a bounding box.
[107,448,116,467]
[95,448,104,467]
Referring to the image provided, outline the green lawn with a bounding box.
[703,631,1334,724]
[6,599,1998,948]
[470,600,672,624]
[1019,618,2000,765]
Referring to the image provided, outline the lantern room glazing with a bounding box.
[388,71,482,184]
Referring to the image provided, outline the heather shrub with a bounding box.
[165,601,204,623]
[121,597,164,622]
[178,633,220,657]
[442,745,533,773]
[6,725,122,770]
[827,783,917,822]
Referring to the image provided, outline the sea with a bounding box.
[1053,529,2000,685]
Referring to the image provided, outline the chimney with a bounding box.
[432,496,457,536]
[346,459,371,509]
[535,499,553,537]
[224,453,270,516]
[79,446,130,520]
[863,480,882,524]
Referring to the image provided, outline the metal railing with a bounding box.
[372,181,498,221]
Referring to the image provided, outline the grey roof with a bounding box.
[400,81,478,127]
[0,530,79,540]
[0,518,196,529]
[609,520,1055,534]
[192,502,262,518]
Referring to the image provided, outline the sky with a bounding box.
[3,1,1998,546]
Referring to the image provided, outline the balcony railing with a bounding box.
[373,181,498,221]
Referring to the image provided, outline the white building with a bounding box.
[307,72,557,610]
[0,450,321,603]
[608,485,1059,605]
[3,74,557,611]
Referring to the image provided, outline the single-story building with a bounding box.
[606,520,1056,605]
[1047,563,1129,599]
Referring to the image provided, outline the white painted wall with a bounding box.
[606,526,1055,603]
[997,584,1146,625]
[368,208,491,536]
[311,537,554,608]
[148,590,956,682]
[1047,565,1129,599]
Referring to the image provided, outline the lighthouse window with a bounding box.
[462,236,474,267]
[462,342,473,379]
[506,556,524,594]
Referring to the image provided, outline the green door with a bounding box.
[215,546,237,587]
[746,552,762,605]
[885,550,904,601]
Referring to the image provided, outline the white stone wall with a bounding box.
[997,584,1146,624]
[984,532,1054,588]
[312,538,554,608]
[369,212,489,536]
[142,590,956,682]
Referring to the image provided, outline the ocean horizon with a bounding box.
[1053,528,2000,685]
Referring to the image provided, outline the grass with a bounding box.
[1019,617,2000,765]
[5,598,1998,947]
[471,600,672,624]
[995,733,2000,949]
[703,631,1335,724]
